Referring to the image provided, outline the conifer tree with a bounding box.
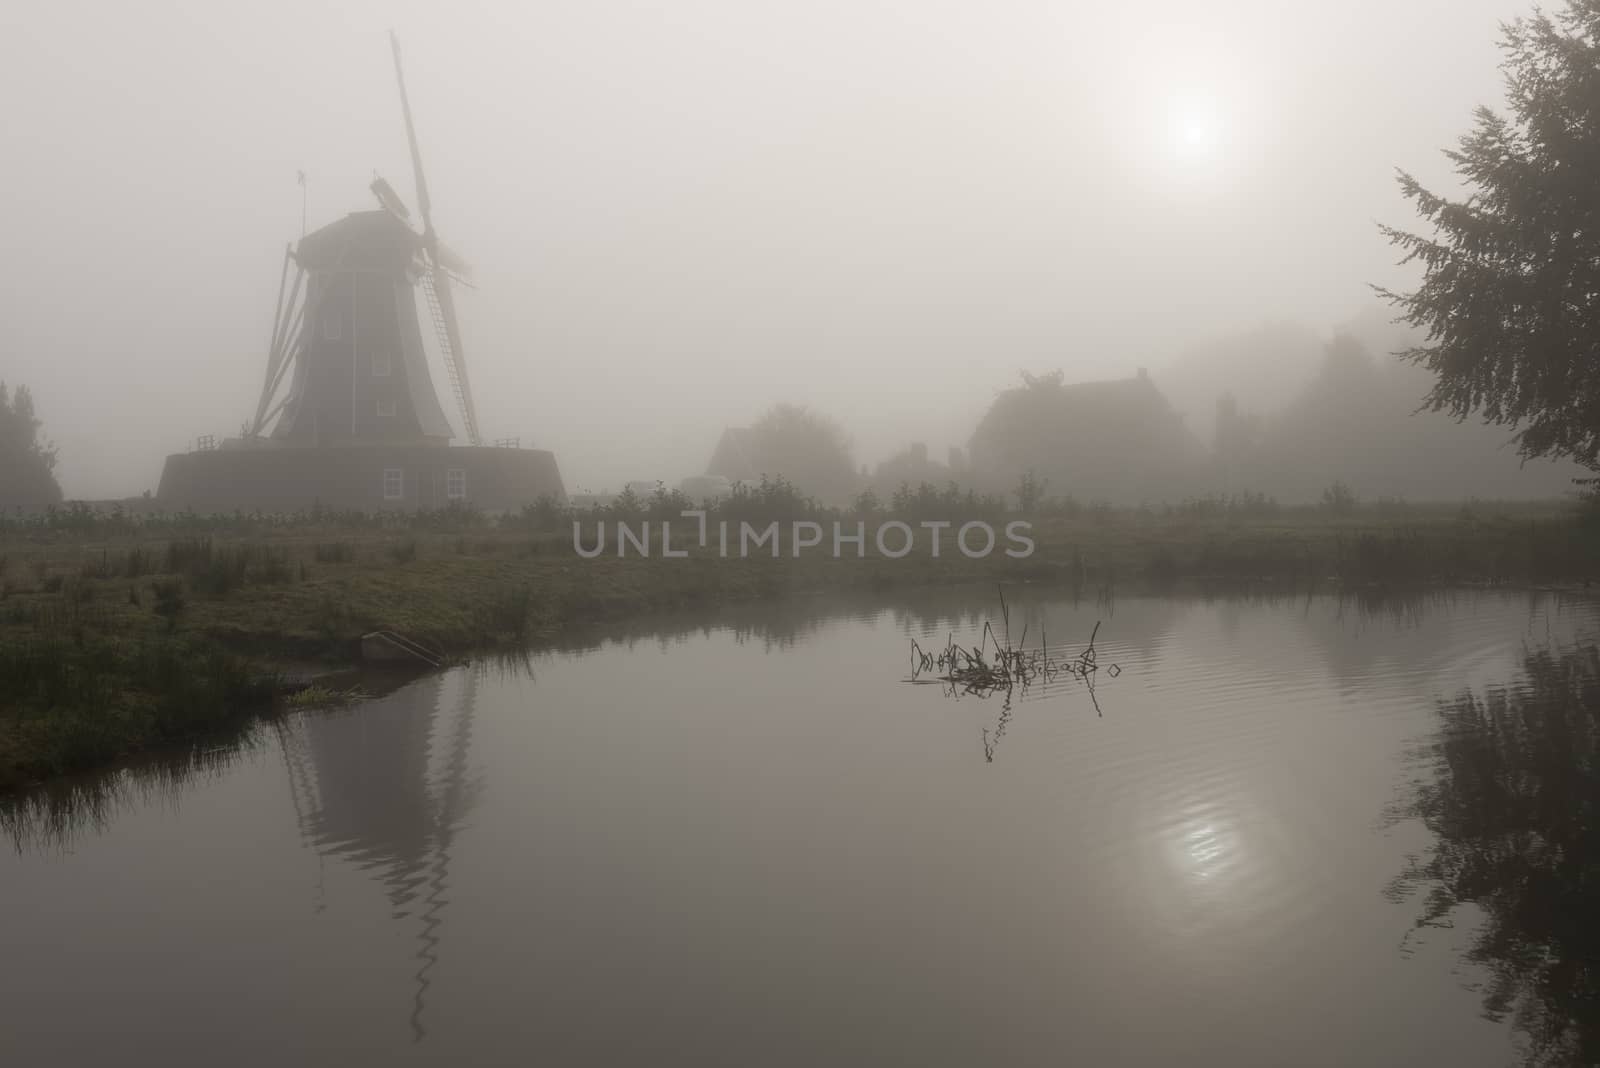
[0,382,63,510]
[1380,1,1600,470]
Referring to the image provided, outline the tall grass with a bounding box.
[314,541,354,564]
[0,500,493,538]
[474,584,534,641]
[0,630,275,788]
[158,537,292,594]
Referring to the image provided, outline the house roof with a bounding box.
[971,370,1198,461]
[706,426,760,481]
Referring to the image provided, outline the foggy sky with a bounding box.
[2,0,1529,499]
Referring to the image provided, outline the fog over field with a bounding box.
[0,0,1569,501]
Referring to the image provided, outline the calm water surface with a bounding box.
[5,588,1598,1066]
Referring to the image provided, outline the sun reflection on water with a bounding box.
[1166,805,1248,895]
[1182,822,1229,879]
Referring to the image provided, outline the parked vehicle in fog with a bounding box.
[678,475,733,502]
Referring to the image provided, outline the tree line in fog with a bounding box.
[709,331,1583,510]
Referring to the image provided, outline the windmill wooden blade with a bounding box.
[432,238,474,286]
[421,257,483,446]
[391,31,433,236]
[391,31,483,446]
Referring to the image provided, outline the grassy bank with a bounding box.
[2,494,1597,790]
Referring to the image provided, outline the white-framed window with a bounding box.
[371,349,392,376]
[382,468,404,501]
[322,311,342,340]
[446,468,467,501]
[376,396,396,418]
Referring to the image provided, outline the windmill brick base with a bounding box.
[157,444,563,515]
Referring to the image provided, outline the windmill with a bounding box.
[247,32,481,448]
[158,34,563,513]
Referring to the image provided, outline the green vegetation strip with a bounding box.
[2,494,1597,791]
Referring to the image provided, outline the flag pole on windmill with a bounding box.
[297,170,307,237]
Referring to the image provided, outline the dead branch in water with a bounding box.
[907,586,1121,705]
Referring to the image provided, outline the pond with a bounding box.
[4,587,1598,1066]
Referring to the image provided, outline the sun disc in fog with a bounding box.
[1168,91,1224,157]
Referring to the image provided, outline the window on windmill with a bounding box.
[322,311,342,341]
[447,468,467,500]
[376,396,396,418]
[383,468,404,501]
[372,349,392,377]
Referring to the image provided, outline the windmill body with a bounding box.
[156,36,563,513]
[273,211,454,447]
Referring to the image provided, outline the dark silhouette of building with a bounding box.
[969,369,1203,503]
[156,36,562,514]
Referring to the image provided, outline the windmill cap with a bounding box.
[296,210,421,272]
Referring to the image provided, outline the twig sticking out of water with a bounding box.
[908,600,1120,704]
[904,590,1123,763]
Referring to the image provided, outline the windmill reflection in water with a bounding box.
[275,666,481,1043]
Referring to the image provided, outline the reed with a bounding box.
[314,541,354,564]
[908,587,1120,700]
[78,550,118,581]
[123,545,154,578]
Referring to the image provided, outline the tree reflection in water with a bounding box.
[1389,642,1600,1067]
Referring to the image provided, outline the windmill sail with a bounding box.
[420,272,479,449]
[390,31,482,446]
